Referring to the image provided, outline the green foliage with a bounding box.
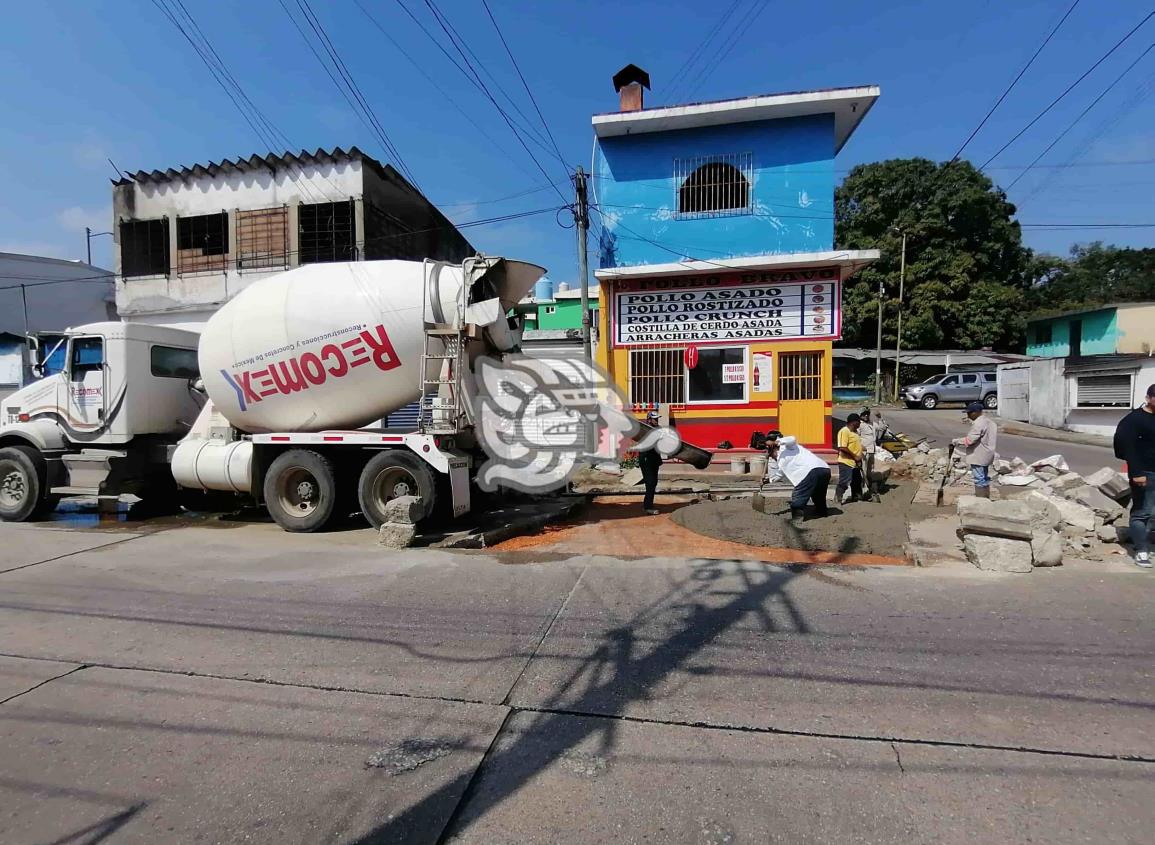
[1028,243,1155,313]
[835,158,1031,351]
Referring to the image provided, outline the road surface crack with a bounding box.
[891,741,905,773]
[0,663,88,705]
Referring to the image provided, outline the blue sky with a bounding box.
[2,0,1152,279]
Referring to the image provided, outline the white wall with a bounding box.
[114,159,364,326]
[1066,359,1155,436]
[1025,358,1066,430]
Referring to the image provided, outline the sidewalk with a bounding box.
[989,416,1112,448]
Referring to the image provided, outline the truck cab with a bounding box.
[0,322,202,521]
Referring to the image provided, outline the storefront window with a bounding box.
[688,347,746,403]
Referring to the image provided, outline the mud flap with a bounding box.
[449,458,471,517]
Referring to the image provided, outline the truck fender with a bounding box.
[0,420,66,453]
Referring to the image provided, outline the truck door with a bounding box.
[960,373,979,401]
[64,335,107,433]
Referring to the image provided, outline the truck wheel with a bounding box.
[920,394,939,410]
[983,393,998,410]
[263,449,338,532]
[357,450,435,529]
[0,445,58,522]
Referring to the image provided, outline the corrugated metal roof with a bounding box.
[1029,301,1155,322]
[1064,353,1153,374]
[112,146,395,187]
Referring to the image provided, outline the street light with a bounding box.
[85,226,112,265]
[889,227,907,403]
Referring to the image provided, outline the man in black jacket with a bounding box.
[638,410,664,515]
[1113,383,1155,568]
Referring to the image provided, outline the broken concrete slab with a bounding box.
[957,496,1033,541]
[963,534,1034,573]
[378,521,418,548]
[382,495,423,525]
[1097,524,1120,543]
[998,473,1038,487]
[1020,490,1062,532]
[1072,485,1126,524]
[432,499,583,549]
[1030,531,1064,567]
[1031,454,1069,473]
[1084,467,1131,501]
[1054,497,1097,533]
[993,459,1013,475]
[1046,471,1086,493]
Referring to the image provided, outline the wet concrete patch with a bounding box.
[366,738,456,774]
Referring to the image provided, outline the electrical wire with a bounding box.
[1006,41,1155,190]
[480,0,568,169]
[681,0,772,101]
[352,0,541,183]
[664,0,744,103]
[412,0,571,205]
[293,0,421,188]
[980,10,1154,169]
[951,0,1082,161]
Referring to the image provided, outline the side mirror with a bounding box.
[190,377,206,393]
[31,363,44,378]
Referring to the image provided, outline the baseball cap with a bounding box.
[966,401,985,413]
[1147,383,1155,397]
[646,410,660,421]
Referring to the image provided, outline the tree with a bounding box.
[1028,243,1155,312]
[835,158,1031,351]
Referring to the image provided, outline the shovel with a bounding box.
[935,443,955,507]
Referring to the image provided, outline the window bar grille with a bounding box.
[674,152,753,219]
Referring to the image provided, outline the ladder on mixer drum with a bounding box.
[418,260,467,434]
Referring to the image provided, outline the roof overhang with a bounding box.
[594,249,880,282]
[592,86,880,153]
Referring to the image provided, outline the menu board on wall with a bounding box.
[613,267,841,346]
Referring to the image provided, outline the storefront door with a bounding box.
[778,351,824,443]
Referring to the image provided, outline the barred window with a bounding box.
[629,348,685,405]
[176,212,228,274]
[300,200,356,264]
[120,218,170,277]
[236,205,289,270]
[675,153,752,218]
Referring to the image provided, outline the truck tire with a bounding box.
[263,449,338,532]
[357,450,436,529]
[920,394,939,410]
[0,445,58,522]
[983,393,998,410]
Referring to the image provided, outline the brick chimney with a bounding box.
[612,64,651,112]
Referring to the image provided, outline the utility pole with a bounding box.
[86,227,92,265]
[874,274,884,404]
[893,230,907,403]
[573,166,592,363]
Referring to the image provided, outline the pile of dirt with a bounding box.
[671,482,929,559]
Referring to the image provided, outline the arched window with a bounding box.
[676,154,752,217]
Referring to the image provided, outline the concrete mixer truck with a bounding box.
[0,256,546,532]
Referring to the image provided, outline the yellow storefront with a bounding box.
[595,256,877,452]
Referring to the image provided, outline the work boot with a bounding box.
[974,486,991,499]
[789,507,806,522]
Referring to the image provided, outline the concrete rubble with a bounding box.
[897,444,1134,571]
[377,495,421,548]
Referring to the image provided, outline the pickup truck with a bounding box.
[900,372,998,410]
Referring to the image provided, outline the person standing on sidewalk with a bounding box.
[858,408,880,502]
[638,410,664,515]
[1113,383,1155,568]
[954,401,997,498]
[835,414,864,504]
[766,432,831,520]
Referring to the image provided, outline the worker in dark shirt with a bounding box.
[638,410,664,515]
[1113,383,1155,568]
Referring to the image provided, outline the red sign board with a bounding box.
[684,345,699,369]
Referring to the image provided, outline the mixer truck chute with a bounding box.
[0,257,546,533]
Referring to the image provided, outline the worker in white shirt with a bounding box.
[766,431,831,520]
[858,408,881,503]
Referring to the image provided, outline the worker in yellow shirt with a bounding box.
[836,413,864,505]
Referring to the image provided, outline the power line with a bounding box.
[412,0,571,205]
[1006,41,1155,190]
[0,206,567,293]
[480,0,567,169]
[292,0,421,188]
[680,0,772,101]
[351,0,541,183]
[951,0,1082,161]
[980,10,1154,169]
[665,0,745,103]
[390,0,561,165]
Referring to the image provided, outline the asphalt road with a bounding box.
[869,407,1118,477]
[0,518,1151,844]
